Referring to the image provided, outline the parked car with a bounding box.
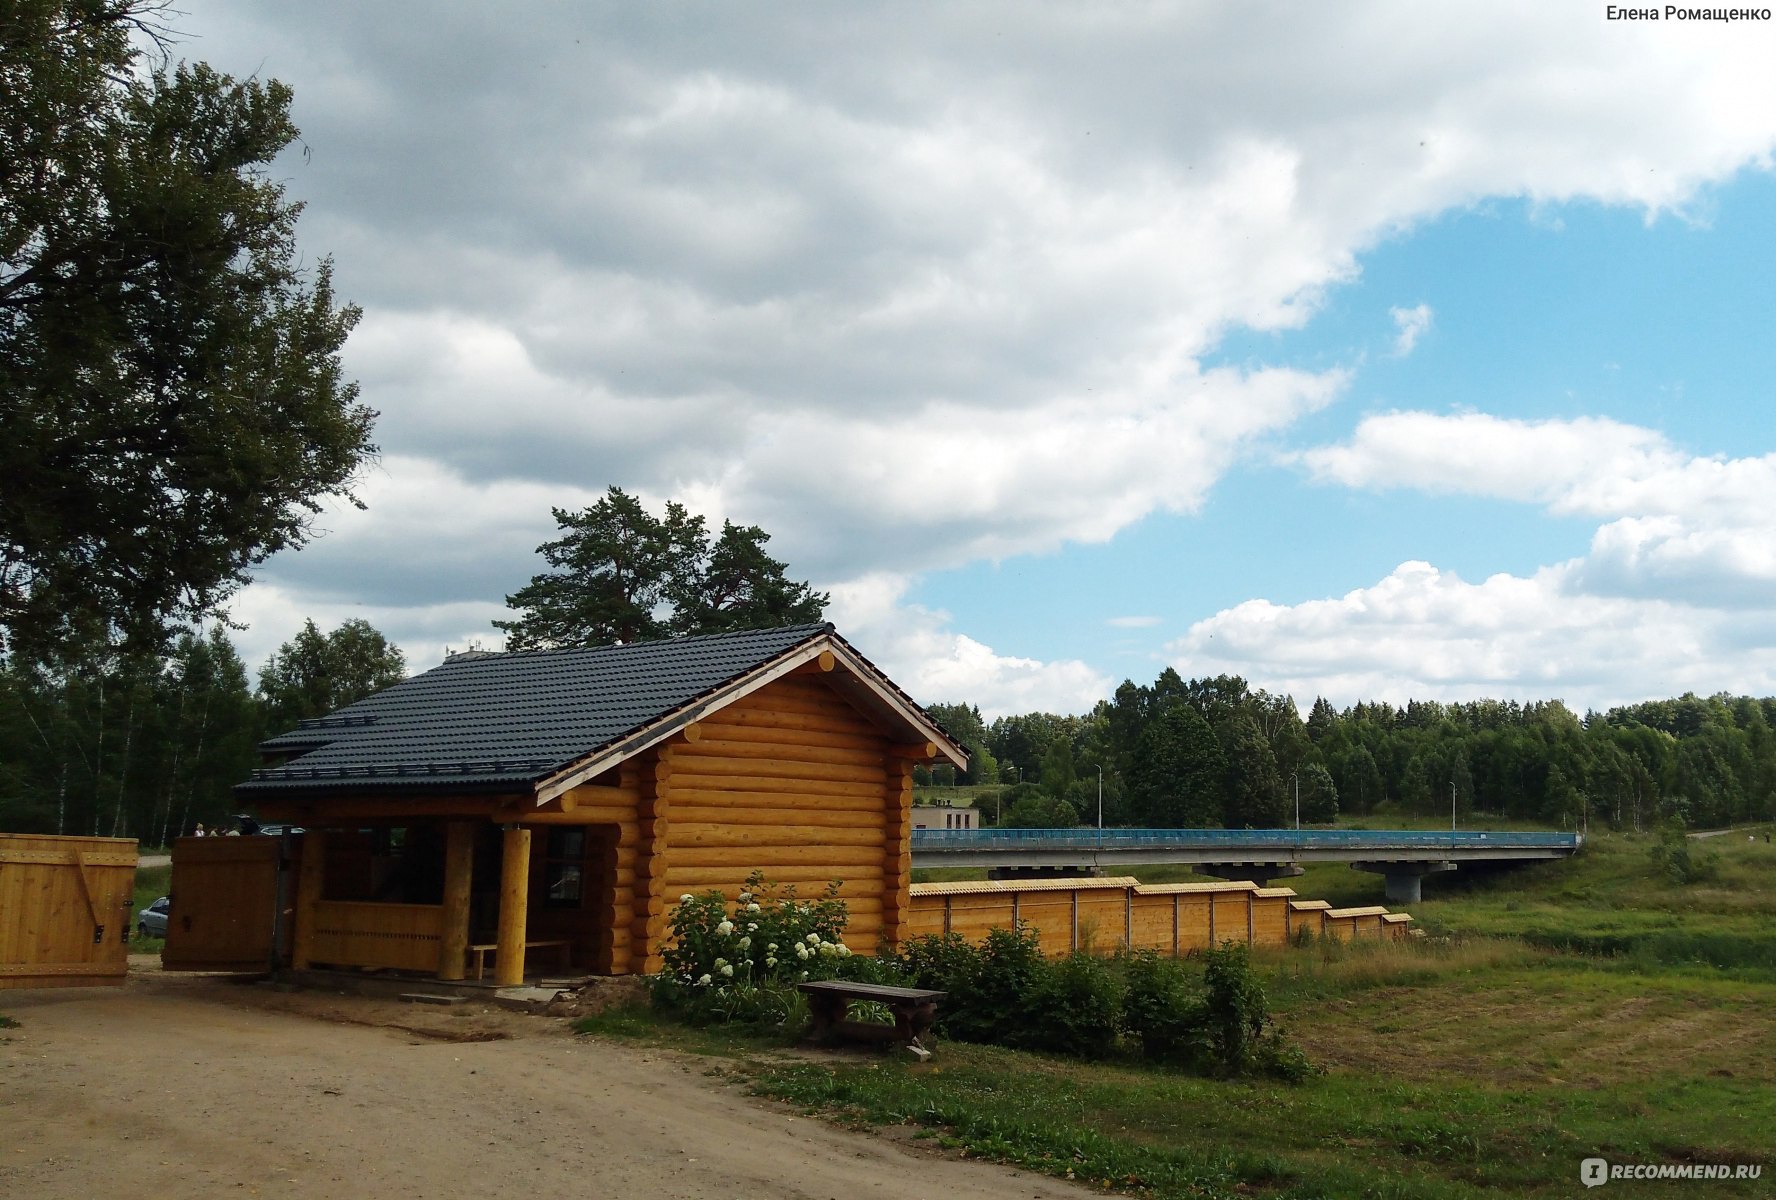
[137,896,170,938]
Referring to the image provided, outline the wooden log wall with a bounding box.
[663,675,898,953]
[0,834,138,990]
[906,877,1415,958]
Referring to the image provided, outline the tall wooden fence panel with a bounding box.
[906,876,1413,957]
[163,836,284,972]
[0,834,138,990]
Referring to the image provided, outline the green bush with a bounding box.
[653,871,857,1026]
[1197,942,1318,1082]
[1647,823,1720,885]
[896,929,1314,1079]
[1017,950,1122,1057]
[1120,949,1206,1062]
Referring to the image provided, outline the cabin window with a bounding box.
[543,828,588,908]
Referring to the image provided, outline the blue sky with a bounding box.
[911,172,1776,701]
[174,2,1776,717]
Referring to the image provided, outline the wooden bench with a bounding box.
[466,939,572,981]
[797,980,946,1060]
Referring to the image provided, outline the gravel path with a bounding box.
[0,961,1091,1200]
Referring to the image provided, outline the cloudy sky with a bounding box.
[176,2,1776,718]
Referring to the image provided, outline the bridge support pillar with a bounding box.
[988,864,1100,881]
[1352,860,1455,904]
[1194,862,1306,887]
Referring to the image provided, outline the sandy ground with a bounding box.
[1,959,1091,1200]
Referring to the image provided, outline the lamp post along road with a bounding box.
[1096,764,1104,849]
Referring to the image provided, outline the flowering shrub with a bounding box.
[654,871,856,1024]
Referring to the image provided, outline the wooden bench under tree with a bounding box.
[797,980,946,1060]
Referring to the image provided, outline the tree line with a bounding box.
[918,671,1776,832]
[0,620,404,842]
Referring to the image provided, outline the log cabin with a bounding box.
[234,623,966,987]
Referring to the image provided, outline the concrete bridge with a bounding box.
[908,827,1583,903]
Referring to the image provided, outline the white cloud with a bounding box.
[1301,411,1776,607]
[1388,303,1433,356]
[826,575,1110,719]
[1180,413,1776,708]
[1169,561,1775,711]
[159,2,1776,701]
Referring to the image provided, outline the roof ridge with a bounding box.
[443,621,834,664]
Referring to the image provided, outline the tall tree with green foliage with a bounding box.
[1128,699,1225,827]
[1,2,374,659]
[258,619,406,736]
[496,487,827,649]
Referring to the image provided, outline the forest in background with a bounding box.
[918,668,1776,833]
[0,620,403,842]
[6,623,1773,842]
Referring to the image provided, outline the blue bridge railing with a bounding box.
[910,827,1581,853]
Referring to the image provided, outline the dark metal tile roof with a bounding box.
[237,623,834,799]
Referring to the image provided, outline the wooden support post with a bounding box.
[1070,890,1079,952]
[1246,890,1255,946]
[438,821,474,980]
[496,825,531,987]
[1172,893,1180,958]
[1124,888,1133,950]
[1208,891,1216,945]
[292,829,326,970]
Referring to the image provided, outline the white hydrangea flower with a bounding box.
[713,957,727,969]
[765,957,777,968]
[738,892,753,903]
[745,903,761,913]
[746,922,758,932]
[837,944,852,957]
[716,920,735,936]
[720,963,734,977]
[697,974,712,986]
[767,943,778,953]
[736,937,751,951]
[805,933,820,946]
[679,894,694,902]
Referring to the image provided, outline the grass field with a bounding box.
[586,827,1776,1198]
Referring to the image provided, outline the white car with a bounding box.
[137,896,170,938]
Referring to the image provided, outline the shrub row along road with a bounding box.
[1,960,1092,1200]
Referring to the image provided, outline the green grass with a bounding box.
[585,827,1776,1198]
[584,940,1773,1199]
[1409,826,1776,971]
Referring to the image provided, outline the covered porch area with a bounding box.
[285,804,629,987]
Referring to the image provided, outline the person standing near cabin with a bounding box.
[194,823,206,838]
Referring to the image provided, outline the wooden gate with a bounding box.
[163,836,286,972]
[0,833,138,990]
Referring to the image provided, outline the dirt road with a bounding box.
[1,962,1089,1200]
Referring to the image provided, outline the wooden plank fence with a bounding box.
[1,833,138,989]
[907,876,1413,956]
